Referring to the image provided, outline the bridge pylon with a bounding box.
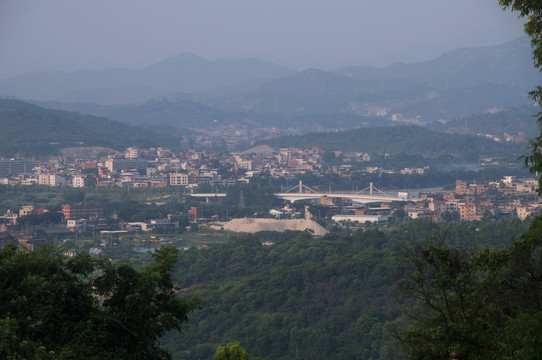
[355,182,386,196]
[284,180,317,194]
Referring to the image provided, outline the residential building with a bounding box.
[71,175,85,188]
[331,214,388,223]
[455,180,468,195]
[458,203,482,222]
[516,206,533,220]
[67,219,87,232]
[19,205,34,217]
[104,158,148,173]
[141,219,179,231]
[170,173,189,186]
[188,207,203,222]
[125,147,140,159]
[0,159,33,178]
[38,174,65,187]
[2,210,18,224]
[62,203,104,220]
[428,200,446,213]
[445,200,460,213]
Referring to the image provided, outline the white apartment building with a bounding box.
[125,147,140,159]
[72,175,85,188]
[38,174,65,187]
[170,173,189,186]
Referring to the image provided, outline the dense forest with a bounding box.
[161,219,530,359]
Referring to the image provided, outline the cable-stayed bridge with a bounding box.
[187,181,409,203]
[274,181,408,203]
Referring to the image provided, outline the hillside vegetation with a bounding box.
[428,106,539,139]
[0,99,178,156]
[257,126,521,156]
[162,219,530,359]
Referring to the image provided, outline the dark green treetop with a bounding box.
[0,244,200,360]
[399,217,542,359]
[214,342,252,360]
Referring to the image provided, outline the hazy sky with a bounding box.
[0,0,527,78]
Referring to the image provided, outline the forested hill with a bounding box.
[0,99,178,156]
[256,126,521,156]
[162,219,529,359]
[427,106,539,139]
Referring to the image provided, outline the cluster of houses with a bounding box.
[0,201,207,250]
[404,177,540,222]
[1,174,540,251]
[0,146,432,190]
[267,177,540,225]
[1,146,541,250]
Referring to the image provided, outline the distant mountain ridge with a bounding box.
[335,37,538,89]
[32,98,396,131]
[1,98,528,159]
[0,54,295,104]
[4,37,539,130]
[198,37,539,119]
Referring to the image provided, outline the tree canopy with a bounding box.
[499,0,542,192]
[159,219,530,359]
[214,342,251,360]
[399,217,542,359]
[0,244,200,360]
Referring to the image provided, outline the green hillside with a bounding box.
[428,106,539,138]
[161,219,530,359]
[0,99,178,156]
[256,126,522,156]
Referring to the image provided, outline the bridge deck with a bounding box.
[186,192,408,203]
[187,193,227,197]
[274,192,406,203]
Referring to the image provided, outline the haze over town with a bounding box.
[0,0,527,78]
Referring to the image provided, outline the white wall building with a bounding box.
[38,174,65,187]
[125,147,140,159]
[331,215,388,223]
[71,175,85,188]
[170,173,189,186]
